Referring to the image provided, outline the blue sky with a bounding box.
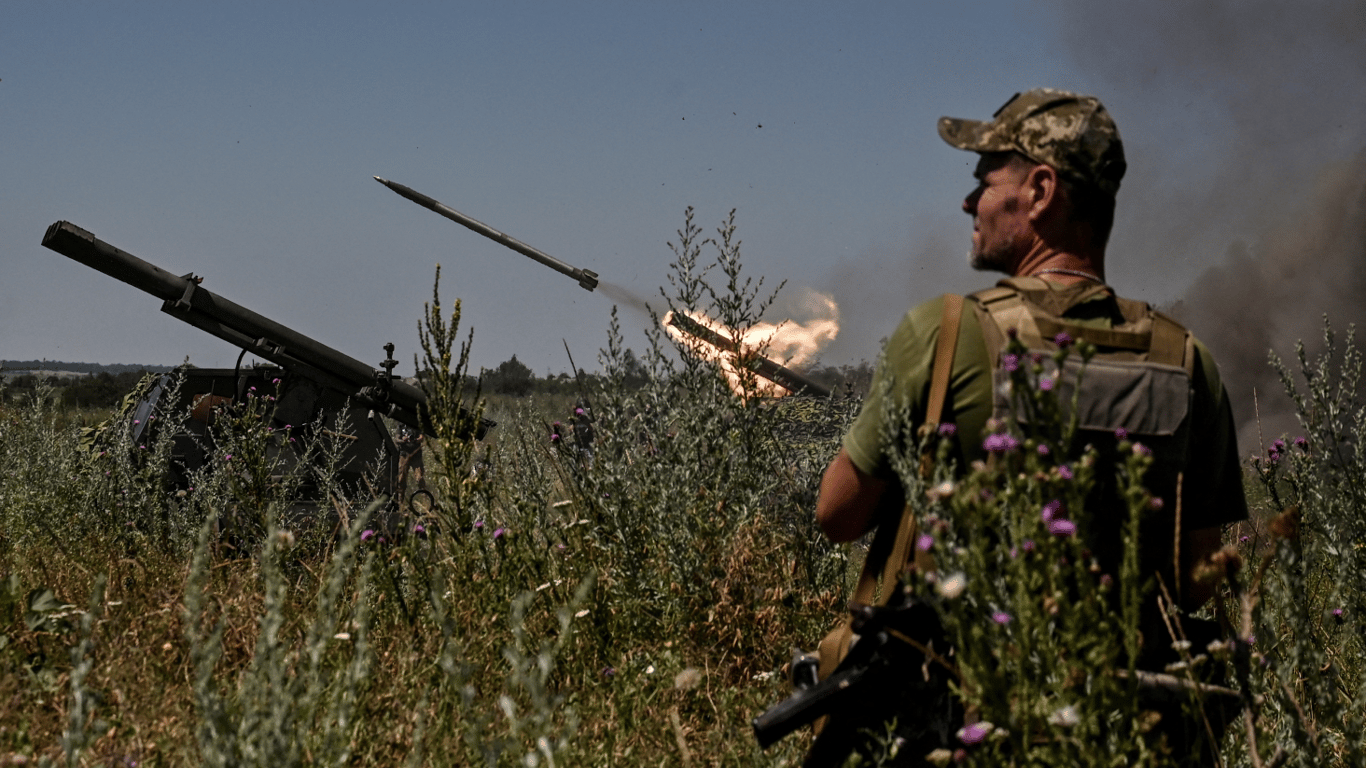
[4,1,1361,391]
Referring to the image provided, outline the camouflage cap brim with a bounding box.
[937,116,1016,154]
[935,88,1126,198]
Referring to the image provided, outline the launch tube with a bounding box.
[374,176,599,291]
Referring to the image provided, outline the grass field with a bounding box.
[1,214,1362,766]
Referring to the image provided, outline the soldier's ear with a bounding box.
[1025,164,1062,222]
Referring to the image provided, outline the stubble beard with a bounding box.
[967,236,1015,274]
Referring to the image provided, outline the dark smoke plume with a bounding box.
[1056,0,1366,453]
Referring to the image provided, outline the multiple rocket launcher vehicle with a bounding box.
[39,179,828,512]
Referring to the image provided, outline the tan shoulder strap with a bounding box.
[925,294,964,428]
[860,295,962,604]
[1149,311,1193,372]
[972,284,1039,354]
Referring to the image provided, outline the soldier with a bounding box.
[814,89,1248,762]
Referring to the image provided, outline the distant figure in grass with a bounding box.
[394,423,427,510]
[813,89,1248,765]
[571,400,595,467]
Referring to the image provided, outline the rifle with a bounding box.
[753,595,958,767]
[756,596,1244,768]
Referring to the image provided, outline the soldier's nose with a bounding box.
[963,186,983,214]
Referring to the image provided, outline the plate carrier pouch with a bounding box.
[970,276,1195,469]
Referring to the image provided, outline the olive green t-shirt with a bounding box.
[843,286,1248,532]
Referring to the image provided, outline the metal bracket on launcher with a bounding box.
[170,273,203,312]
[254,337,285,357]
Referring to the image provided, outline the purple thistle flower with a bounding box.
[133,419,141,425]
[1048,519,1077,537]
[1058,464,1074,480]
[1294,436,1308,450]
[1240,535,1250,542]
[1149,496,1164,511]
[991,611,1012,625]
[493,527,506,540]
[1133,443,1152,457]
[272,378,281,384]
[602,666,616,677]
[1332,608,1344,618]
[474,520,485,530]
[1271,438,1287,453]
[1114,427,1128,440]
[1037,443,1050,456]
[983,433,1020,453]
[957,721,993,745]
[224,454,233,461]
[1041,499,1063,523]
[1009,547,1018,558]
[360,529,375,542]
[1002,353,1020,372]
[937,422,957,437]
[1039,377,1055,391]
[916,533,934,552]
[1022,539,1035,552]
[1053,332,1073,348]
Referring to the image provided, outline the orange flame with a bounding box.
[663,289,840,397]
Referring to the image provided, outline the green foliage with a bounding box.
[483,355,536,397]
[1221,319,1366,767]
[0,376,199,555]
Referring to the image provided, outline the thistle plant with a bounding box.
[882,333,1189,766]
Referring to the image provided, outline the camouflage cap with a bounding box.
[938,88,1127,197]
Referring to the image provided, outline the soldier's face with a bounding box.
[963,153,1034,273]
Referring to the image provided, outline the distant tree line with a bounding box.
[0,370,154,409]
[0,360,175,376]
